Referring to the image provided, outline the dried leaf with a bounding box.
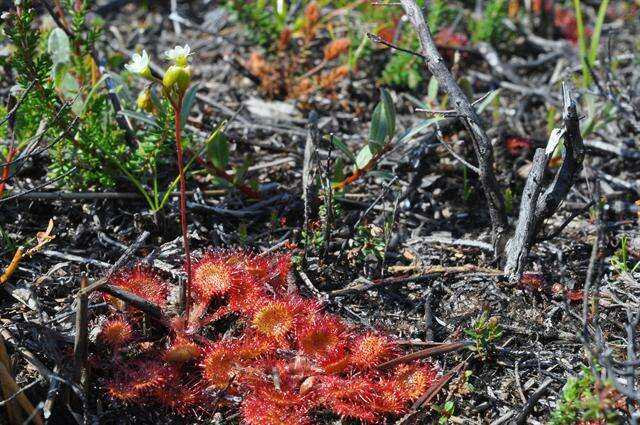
[324,38,351,62]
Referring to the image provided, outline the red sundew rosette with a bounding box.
[391,363,439,402]
[244,253,292,295]
[349,333,398,371]
[200,340,239,390]
[154,380,210,416]
[295,313,348,360]
[106,361,178,402]
[315,375,381,423]
[239,358,314,425]
[164,336,202,364]
[250,296,321,348]
[106,266,168,310]
[98,317,133,349]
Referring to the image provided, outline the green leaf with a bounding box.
[333,157,345,183]
[119,109,160,128]
[206,125,229,170]
[180,83,200,131]
[330,135,356,163]
[475,89,501,114]
[81,74,110,116]
[369,88,396,145]
[47,28,70,65]
[427,77,439,102]
[51,62,69,88]
[233,158,251,184]
[355,144,374,169]
[397,117,444,145]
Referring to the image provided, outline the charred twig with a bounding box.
[504,83,584,280]
[0,363,43,425]
[79,231,151,296]
[504,149,547,280]
[73,275,89,390]
[377,341,469,370]
[302,111,319,262]
[399,0,509,256]
[99,285,165,321]
[534,84,585,227]
[513,378,553,425]
[330,265,503,296]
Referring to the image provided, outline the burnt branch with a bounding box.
[399,0,509,256]
[504,83,584,280]
[534,84,585,228]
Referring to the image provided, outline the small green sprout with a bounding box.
[464,311,502,358]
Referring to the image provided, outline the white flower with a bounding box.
[124,50,151,77]
[164,44,191,66]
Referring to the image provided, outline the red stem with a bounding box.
[0,144,16,197]
[174,104,192,320]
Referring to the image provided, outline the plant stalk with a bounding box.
[174,102,192,319]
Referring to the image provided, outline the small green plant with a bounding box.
[352,224,386,260]
[433,400,455,424]
[464,312,502,358]
[332,88,397,190]
[382,0,452,89]
[573,0,610,87]
[552,367,623,425]
[610,235,640,274]
[503,187,514,214]
[470,0,511,44]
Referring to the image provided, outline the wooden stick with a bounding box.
[0,335,22,424]
[99,285,165,321]
[0,247,24,284]
[73,275,89,388]
[377,341,469,370]
[0,363,43,425]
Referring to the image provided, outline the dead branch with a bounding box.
[400,0,509,256]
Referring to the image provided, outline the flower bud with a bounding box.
[162,65,191,96]
[136,88,153,113]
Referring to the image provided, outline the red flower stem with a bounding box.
[174,102,192,319]
[0,144,16,197]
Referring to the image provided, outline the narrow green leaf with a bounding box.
[427,77,439,102]
[369,88,396,145]
[355,145,374,169]
[588,0,609,68]
[380,88,396,139]
[475,89,501,114]
[180,83,200,131]
[233,158,251,184]
[119,109,160,128]
[206,125,230,170]
[330,135,356,163]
